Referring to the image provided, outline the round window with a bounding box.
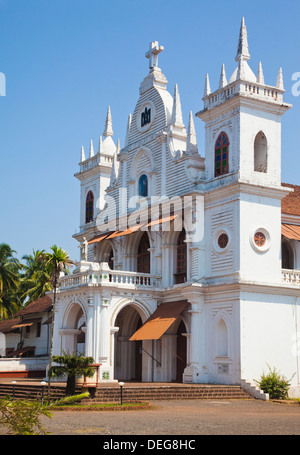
[218,233,229,249]
[254,231,266,247]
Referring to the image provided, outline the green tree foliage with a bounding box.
[49,352,95,396]
[0,392,89,435]
[0,243,22,318]
[20,249,52,304]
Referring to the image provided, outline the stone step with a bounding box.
[83,385,252,402]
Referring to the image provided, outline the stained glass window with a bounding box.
[218,233,229,249]
[254,232,266,247]
[85,191,94,224]
[215,132,229,177]
[138,174,148,197]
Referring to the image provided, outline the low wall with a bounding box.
[0,357,48,378]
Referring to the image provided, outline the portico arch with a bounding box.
[111,300,151,382]
[60,301,87,355]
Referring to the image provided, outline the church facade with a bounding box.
[53,19,300,396]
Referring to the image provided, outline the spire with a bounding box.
[219,64,227,89]
[98,135,103,154]
[103,106,113,137]
[276,67,284,90]
[235,17,250,62]
[187,111,198,155]
[89,139,94,158]
[80,145,85,162]
[110,139,120,184]
[171,84,184,128]
[257,61,264,84]
[124,113,132,147]
[204,73,211,97]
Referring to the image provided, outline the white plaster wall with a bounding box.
[240,293,300,396]
[239,107,282,186]
[239,194,282,283]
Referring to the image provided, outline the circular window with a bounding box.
[254,231,266,247]
[250,228,270,253]
[218,233,229,249]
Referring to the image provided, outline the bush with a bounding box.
[0,392,89,435]
[254,365,294,399]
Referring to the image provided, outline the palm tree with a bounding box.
[49,352,95,396]
[43,245,74,394]
[0,244,22,318]
[20,249,52,303]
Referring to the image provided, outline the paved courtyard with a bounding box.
[40,398,300,436]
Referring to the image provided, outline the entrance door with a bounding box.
[176,320,187,383]
[134,319,142,381]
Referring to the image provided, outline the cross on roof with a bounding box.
[145,41,164,70]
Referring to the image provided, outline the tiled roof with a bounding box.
[14,295,52,317]
[281,183,300,216]
[0,317,21,334]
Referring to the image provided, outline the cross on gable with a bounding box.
[145,41,164,70]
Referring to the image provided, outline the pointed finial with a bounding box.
[110,141,120,183]
[98,135,103,154]
[257,61,264,84]
[219,64,227,89]
[89,139,94,158]
[276,67,284,90]
[204,73,211,97]
[124,113,132,146]
[187,111,198,155]
[171,84,184,128]
[103,106,113,137]
[80,145,85,162]
[235,17,250,62]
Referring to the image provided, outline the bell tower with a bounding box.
[196,18,292,285]
[197,17,291,189]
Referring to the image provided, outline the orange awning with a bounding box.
[88,233,113,244]
[129,300,188,341]
[106,223,145,239]
[146,214,177,229]
[282,224,300,241]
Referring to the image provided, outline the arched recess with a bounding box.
[129,146,156,198]
[281,239,294,270]
[95,239,114,268]
[61,301,87,355]
[215,319,229,357]
[124,230,151,273]
[111,299,151,382]
[254,131,268,173]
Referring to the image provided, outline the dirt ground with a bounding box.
[38,398,300,436]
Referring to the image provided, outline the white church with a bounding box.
[50,18,300,396]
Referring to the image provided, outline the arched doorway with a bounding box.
[176,320,187,383]
[114,305,143,381]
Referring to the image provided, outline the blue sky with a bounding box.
[0,0,299,262]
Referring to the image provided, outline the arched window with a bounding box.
[137,232,150,274]
[85,191,94,223]
[175,229,187,284]
[215,132,229,177]
[138,174,148,197]
[282,240,294,270]
[216,319,228,357]
[254,131,267,172]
